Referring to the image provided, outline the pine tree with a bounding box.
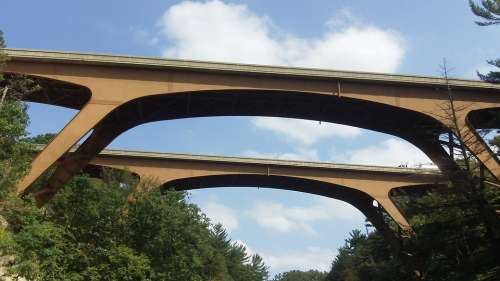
[490,135,500,155]
[469,1,500,82]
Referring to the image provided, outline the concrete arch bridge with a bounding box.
[77,146,444,253]
[2,49,500,244]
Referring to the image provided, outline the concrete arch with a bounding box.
[162,173,405,231]
[26,89,454,205]
[3,49,499,204]
[78,146,443,255]
[84,163,412,228]
[82,158,427,255]
[82,147,444,230]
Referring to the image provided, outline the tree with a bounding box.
[324,59,500,280]
[25,133,56,145]
[1,170,271,281]
[126,189,216,281]
[470,0,500,82]
[326,230,409,281]
[437,58,500,246]
[489,133,500,155]
[272,270,327,281]
[470,0,500,25]
[0,30,37,198]
[325,189,500,280]
[248,254,269,281]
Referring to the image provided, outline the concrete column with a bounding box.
[18,102,118,196]
[461,121,500,180]
[377,197,412,232]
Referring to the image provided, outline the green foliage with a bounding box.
[25,133,56,145]
[0,31,266,279]
[0,31,4,48]
[470,0,500,26]
[272,270,327,281]
[326,230,409,281]
[126,189,213,281]
[0,30,6,70]
[489,134,500,154]
[400,186,499,280]
[0,101,32,197]
[326,185,500,281]
[0,31,33,198]
[0,172,268,281]
[470,1,500,82]
[248,254,269,281]
[98,245,151,281]
[477,59,500,83]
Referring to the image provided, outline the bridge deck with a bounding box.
[89,147,441,177]
[5,48,500,91]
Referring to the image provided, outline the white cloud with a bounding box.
[261,247,336,273]
[287,26,404,71]
[241,148,320,161]
[160,0,281,65]
[236,240,335,272]
[157,1,410,164]
[202,200,239,232]
[247,198,364,235]
[252,117,361,146]
[336,138,433,167]
[158,0,405,72]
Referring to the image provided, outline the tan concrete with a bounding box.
[84,147,444,231]
[2,48,499,211]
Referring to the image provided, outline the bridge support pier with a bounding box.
[32,117,128,206]
[19,102,117,197]
[461,121,500,180]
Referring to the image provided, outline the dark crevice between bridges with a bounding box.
[390,184,449,221]
[4,74,92,109]
[468,107,500,130]
[467,107,500,164]
[82,164,140,183]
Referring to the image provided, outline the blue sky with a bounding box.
[2,0,499,275]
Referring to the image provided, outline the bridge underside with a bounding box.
[26,84,490,206]
[21,80,456,196]
[2,50,499,237]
